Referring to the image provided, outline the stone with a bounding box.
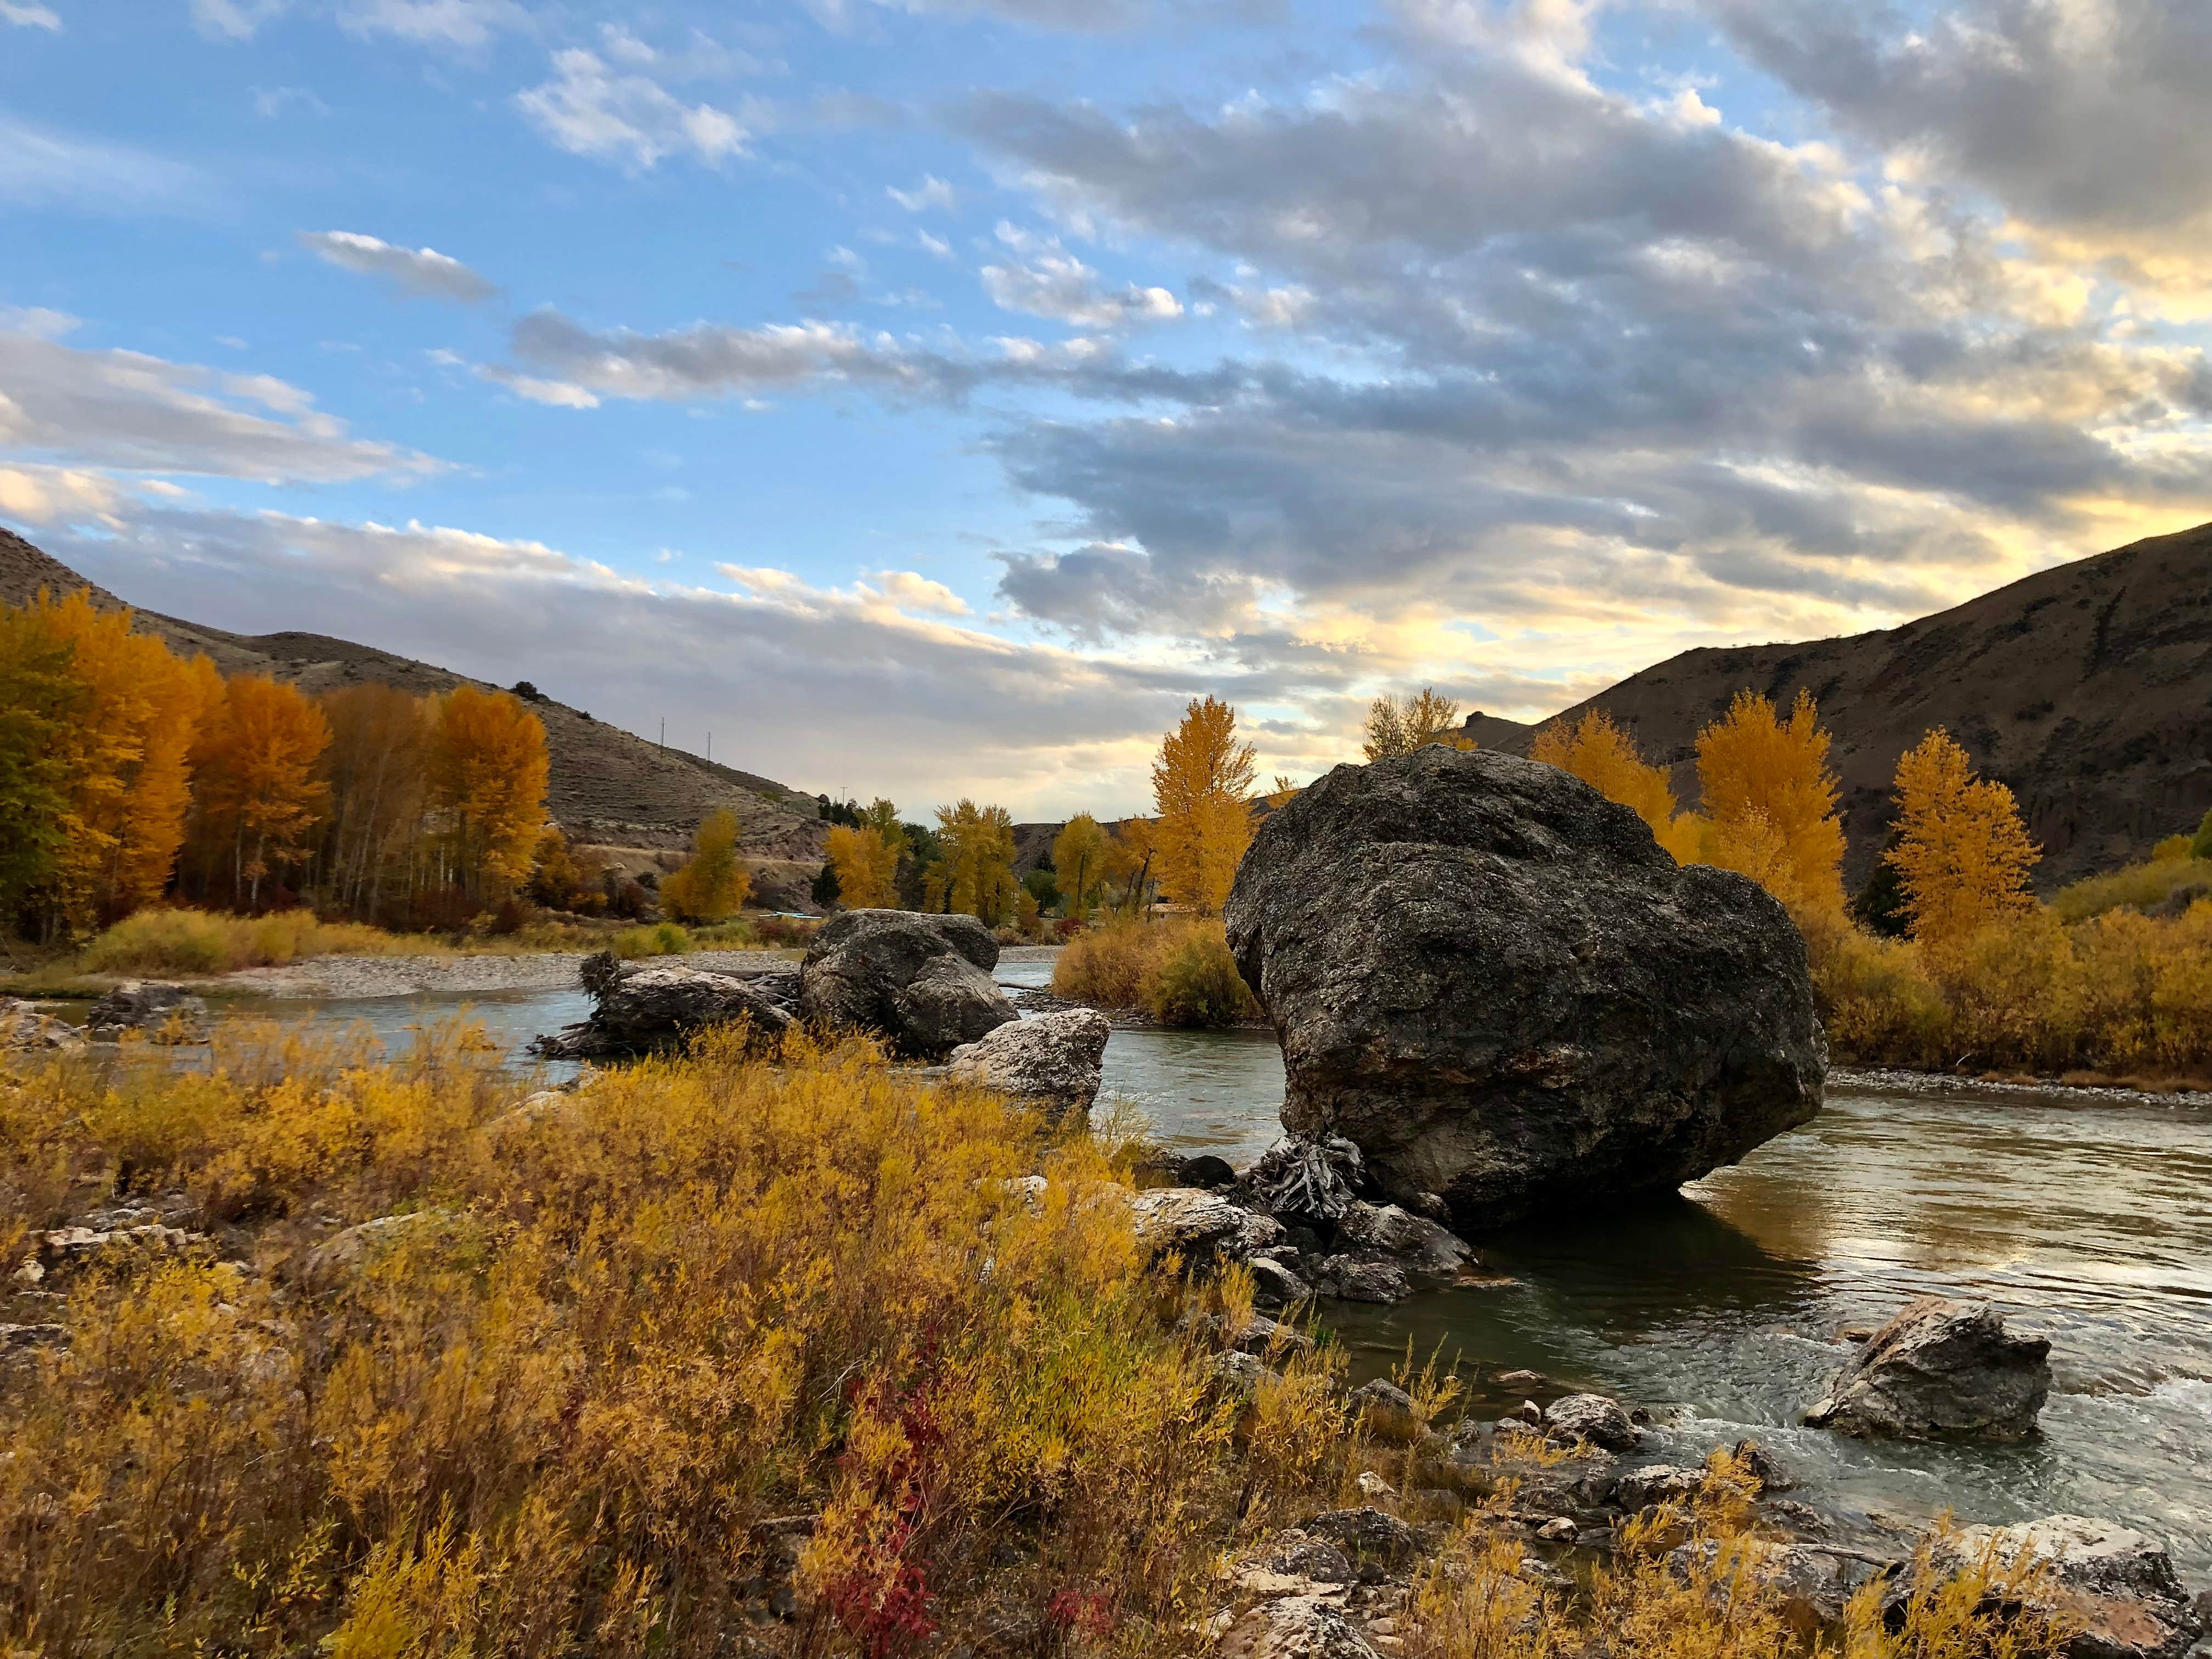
[1536,1517,1578,1542]
[799,910,1017,1059]
[1669,1541,1889,1634]
[1177,1153,1239,1188]
[86,981,207,1043]
[534,956,794,1058]
[1234,1313,1313,1357]
[1217,1595,1383,1659]
[945,1008,1110,1116]
[19,1222,195,1285]
[1804,1297,2051,1441]
[1262,1533,1358,1587]
[0,1322,68,1357]
[1222,747,1825,1228]
[1212,1350,1274,1398]
[1335,1201,1475,1276]
[1929,1516,2202,1659]
[1613,1464,1707,1511]
[1249,1256,1311,1308]
[1494,1368,1544,1388]
[1543,1393,1641,1452]
[0,998,84,1053]
[1128,1187,1253,1260]
[1347,1378,1417,1420]
[1303,1508,1420,1578]
[302,1211,449,1288]
[1313,1256,1412,1304]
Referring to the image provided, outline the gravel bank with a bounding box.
[215,950,802,1001]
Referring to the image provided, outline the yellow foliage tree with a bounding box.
[930,799,1019,924]
[1104,817,1156,917]
[825,822,899,910]
[428,685,549,901]
[1152,696,1258,915]
[662,808,752,923]
[1694,689,1846,917]
[1264,775,1302,808]
[188,675,332,910]
[1531,710,1681,846]
[318,682,436,921]
[1050,812,1109,921]
[0,601,88,927]
[1886,729,2040,948]
[1362,687,1474,761]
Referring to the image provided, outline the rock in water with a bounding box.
[1930,1516,2202,1659]
[1805,1296,2051,1441]
[1222,746,1825,1228]
[532,955,794,1058]
[799,909,1017,1058]
[86,981,208,1043]
[1,998,85,1053]
[944,1007,1110,1116]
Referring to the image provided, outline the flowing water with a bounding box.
[58,960,2211,1577]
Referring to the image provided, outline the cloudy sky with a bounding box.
[4,0,2210,817]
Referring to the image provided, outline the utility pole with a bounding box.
[658,717,664,751]
[707,731,712,764]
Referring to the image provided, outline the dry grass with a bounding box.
[0,1024,1352,1657]
[1052,918,1259,1028]
[77,907,424,975]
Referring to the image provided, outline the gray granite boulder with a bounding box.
[945,1007,1109,1116]
[1929,1516,2200,1659]
[87,981,207,1043]
[1223,746,1825,1229]
[799,909,1016,1058]
[1805,1297,2051,1441]
[533,955,793,1058]
[1,998,84,1054]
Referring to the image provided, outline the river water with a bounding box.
[95,960,2212,1577]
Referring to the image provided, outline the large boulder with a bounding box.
[532,955,794,1058]
[1,998,84,1054]
[86,981,207,1043]
[1929,1516,2201,1659]
[1223,747,1826,1228]
[944,1008,1109,1116]
[799,910,1016,1058]
[1805,1296,2051,1441]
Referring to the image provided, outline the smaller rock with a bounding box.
[1262,1532,1358,1588]
[1,998,86,1053]
[302,1211,449,1288]
[1304,1508,1420,1579]
[1614,1464,1706,1511]
[1314,1256,1412,1303]
[1335,1200,1476,1276]
[1732,1439,1795,1492]
[1348,1378,1417,1421]
[1250,1256,1311,1308]
[0,1322,68,1357]
[86,981,208,1043]
[944,1008,1110,1118]
[1543,1393,1642,1452]
[536,960,793,1058]
[1805,1296,2051,1442]
[1128,1187,1252,1260]
[1213,1350,1274,1398]
[1494,1368,1544,1388]
[1217,1594,1382,1659]
[1234,1313,1313,1357]
[1929,1516,2202,1659]
[1355,1471,1397,1502]
[1176,1153,1239,1188]
[1536,1517,1577,1543]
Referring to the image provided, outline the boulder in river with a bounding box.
[1222,747,1826,1229]
[1,998,85,1054]
[86,981,207,1043]
[944,1007,1109,1116]
[799,909,1017,1059]
[532,954,795,1058]
[1804,1296,2051,1441]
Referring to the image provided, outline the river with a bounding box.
[88,959,2212,1576]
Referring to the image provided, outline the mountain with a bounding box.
[1470,520,2212,890]
[1,528,830,906]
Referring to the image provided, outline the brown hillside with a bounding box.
[1,528,829,895]
[1489,520,2212,890]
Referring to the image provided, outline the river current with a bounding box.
[112,960,2212,1577]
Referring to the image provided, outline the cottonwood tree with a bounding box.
[1531,710,1692,856]
[1152,696,1257,915]
[1693,689,1846,918]
[0,602,87,928]
[427,686,549,903]
[662,809,751,923]
[318,683,435,921]
[1104,817,1156,917]
[1886,729,2040,947]
[188,675,332,911]
[825,822,900,909]
[1361,687,1473,761]
[1050,813,1108,921]
[928,799,1019,924]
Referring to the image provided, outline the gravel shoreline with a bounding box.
[213,941,1065,1001]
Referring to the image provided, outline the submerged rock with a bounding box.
[1542,1393,1643,1453]
[1222,746,1825,1229]
[1804,1296,2051,1442]
[86,981,207,1043]
[944,1007,1109,1116]
[533,955,794,1058]
[1,998,84,1054]
[799,909,1017,1058]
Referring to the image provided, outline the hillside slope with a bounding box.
[2,529,829,894]
[1498,520,2212,889]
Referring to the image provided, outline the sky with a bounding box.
[4,0,2210,820]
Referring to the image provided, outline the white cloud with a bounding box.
[0,115,211,216]
[980,228,1182,328]
[0,315,440,483]
[0,464,129,524]
[296,230,498,303]
[478,366,602,408]
[336,0,528,46]
[190,0,287,40]
[516,46,753,170]
[0,2,61,29]
[253,86,330,118]
[888,174,957,212]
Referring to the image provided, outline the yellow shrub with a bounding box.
[80,907,419,974]
[1053,916,1257,1026]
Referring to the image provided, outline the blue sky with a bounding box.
[5,0,2210,818]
